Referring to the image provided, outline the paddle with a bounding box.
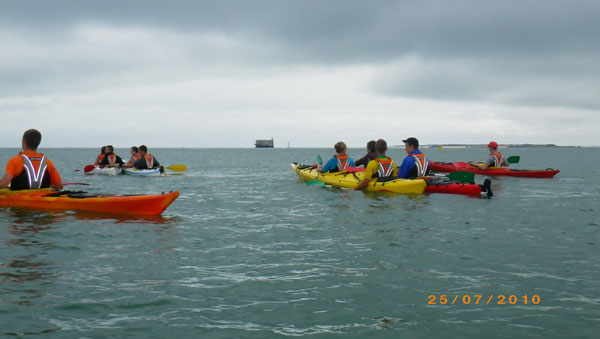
[63,182,90,186]
[446,171,475,183]
[166,164,187,172]
[507,156,520,164]
[306,156,324,186]
[84,165,95,173]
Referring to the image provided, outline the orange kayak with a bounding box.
[0,188,179,216]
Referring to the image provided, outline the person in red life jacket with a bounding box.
[473,141,509,170]
[122,146,140,168]
[98,145,125,167]
[354,140,377,168]
[0,129,63,190]
[133,145,164,173]
[318,142,355,173]
[355,139,398,190]
[93,146,107,165]
[398,137,430,178]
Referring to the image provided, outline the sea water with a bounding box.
[1,147,599,338]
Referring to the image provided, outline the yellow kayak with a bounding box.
[291,163,426,194]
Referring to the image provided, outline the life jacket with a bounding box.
[334,154,349,171]
[144,154,155,169]
[490,152,504,167]
[10,154,50,190]
[410,153,429,177]
[129,154,141,164]
[105,154,118,165]
[374,157,395,178]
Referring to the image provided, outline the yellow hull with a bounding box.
[291,163,426,194]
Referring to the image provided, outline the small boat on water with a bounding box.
[429,161,560,178]
[0,188,179,215]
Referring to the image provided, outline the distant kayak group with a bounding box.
[86,144,165,175]
[291,137,560,197]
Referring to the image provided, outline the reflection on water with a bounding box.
[3,207,179,225]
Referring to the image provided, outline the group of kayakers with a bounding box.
[93,145,162,171]
[318,137,509,190]
[1,128,509,191]
[0,129,167,191]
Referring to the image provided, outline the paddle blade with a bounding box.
[84,165,95,173]
[306,180,325,187]
[507,156,520,164]
[317,155,323,166]
[447,171,475,184]
[166,164,187,172]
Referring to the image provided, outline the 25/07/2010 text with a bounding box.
[428,294,541,305]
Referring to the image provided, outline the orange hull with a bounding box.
[0,189,179,216]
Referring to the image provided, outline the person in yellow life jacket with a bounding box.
[93,146,107,165]
[0,129,63,190]
[355,139,398,190]
[133,145,163,172]
[123,146,141,168]
[473,141,509,170]
[398,137,429,178]
[318,141,355,173]
[98,145,125,167]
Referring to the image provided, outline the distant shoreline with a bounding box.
[392,144,583,149]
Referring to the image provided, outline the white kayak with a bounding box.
[86,166,122,176]
[122,167,164,176]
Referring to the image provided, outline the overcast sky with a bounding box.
[1,0,599,147]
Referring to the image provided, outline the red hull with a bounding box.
[424,180,482,196]
[429,161,559,178]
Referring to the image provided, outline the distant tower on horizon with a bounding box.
[255,138,274,148]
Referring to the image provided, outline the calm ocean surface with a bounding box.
[1,147,599,338]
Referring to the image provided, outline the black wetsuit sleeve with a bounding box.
[355,154,370,167]
[116,156,124,165]
[133,158,145,169]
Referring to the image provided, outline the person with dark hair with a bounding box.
[319,141,355,173]
[93,146,107,165]
[355,139,397,190]
[98,145,125,167]
[473,141,509,170]
[123,146,140,168]
[354,140,377,167]
[0,129,63,190]
[133,145,162,170]
[398,137,429,179]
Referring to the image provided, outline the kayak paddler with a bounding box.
[473,141,510,170]
[123,146,141,168]
[93,146,107,165]
[398,137,430,179]
[318,141,355,173]
[98,145,125,167]
[133,145,164,173]
[354,140,377,168]
[355,139,398,190]
[0,129,63,190]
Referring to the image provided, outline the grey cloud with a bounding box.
[3,0,600,110]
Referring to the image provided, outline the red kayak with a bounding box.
[424,177,492,197]
[429,161,559,178]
